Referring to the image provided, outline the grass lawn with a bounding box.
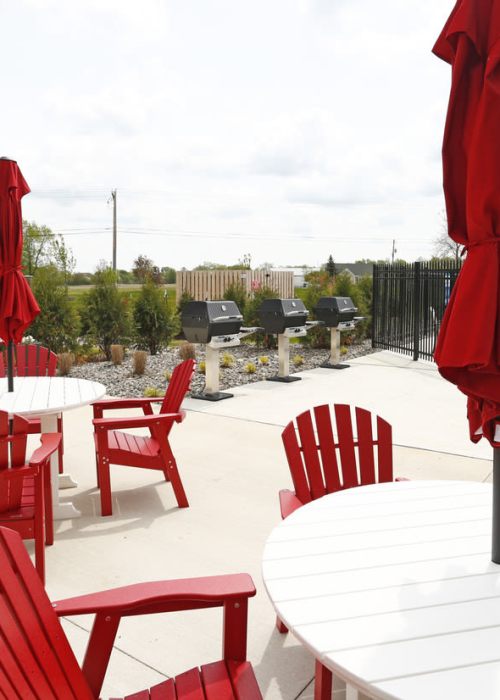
[68,284,176,305]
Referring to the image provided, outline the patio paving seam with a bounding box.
[61,616,171,682]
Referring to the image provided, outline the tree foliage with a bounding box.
[22,220,75,279]
[133,279,178,355]
[223,282,247,314]
[28,265,80,352]
[80,265,130,359]
[132,255,163,284]
[325,254,337,278]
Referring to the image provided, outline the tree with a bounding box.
[22,220,75,279]
[161,266,176,284]
[433,211,462,262]
[132,255,163,284]
[81,265,130,359]
[28,265,80,352]
[223,282,247,314]
[133,279,178,355]
[325,255,337,278]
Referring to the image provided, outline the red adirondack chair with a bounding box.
[0,411,61,583]
[0,343,65,472]
[278,403,401,699]
[0,525,263,699]
[93,359,195,516]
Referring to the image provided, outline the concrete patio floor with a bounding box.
[39,350,492,699]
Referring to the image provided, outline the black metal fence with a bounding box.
[372,260,461,361]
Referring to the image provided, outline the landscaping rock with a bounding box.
[69,341,375,398]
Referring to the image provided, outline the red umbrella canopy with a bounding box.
[0,159,40,343]
[433,0,500,447]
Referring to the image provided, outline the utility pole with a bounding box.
[391,239,397,264]
[111,189,117,271]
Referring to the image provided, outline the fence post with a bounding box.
[413,261,421,361]
[372,265,378,349]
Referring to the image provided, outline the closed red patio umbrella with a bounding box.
[0,158,40,390]
[433,0,500,559]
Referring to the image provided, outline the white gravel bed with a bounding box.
[69,341,375,398]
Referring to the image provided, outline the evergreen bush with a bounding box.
[133,279,178,355]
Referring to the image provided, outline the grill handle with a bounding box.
[210,314,244,322]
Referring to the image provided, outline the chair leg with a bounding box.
[44,463,54,546]
[57,414,64,474]
[163,449,189,508]
[98,457,113,516]
[314,660,333,700]
[276,615,288,634]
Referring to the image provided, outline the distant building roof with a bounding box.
[335,262,373,277]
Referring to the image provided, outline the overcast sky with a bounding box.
[3,0,454,272]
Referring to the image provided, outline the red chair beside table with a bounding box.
[0,410,61,583]
[278,403,405,700]
[0,525,263,699]
[92,359,195,516]
[0,342,65,473]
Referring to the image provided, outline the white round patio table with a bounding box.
[0,376,105,520]
[262,480,500,700]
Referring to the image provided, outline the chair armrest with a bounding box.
[93,412,183,432]
[29,433,62,466]
[0,464,38,481]
[92,397,164,417]
[279,489,304,519]
[53,573,256,617]
[57,574,256,698]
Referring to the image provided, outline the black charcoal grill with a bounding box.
[257,298,321,382]
[313,297,362,369]
[181,300,260,400]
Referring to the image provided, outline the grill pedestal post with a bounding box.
[321,327,350,369]
[267,333,301,383]
[191,346,233,402]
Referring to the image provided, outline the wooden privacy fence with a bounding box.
[176,269,294,302]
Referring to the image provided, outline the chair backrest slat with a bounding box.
[0,528,93,700]
[282,403,394,507]
[161,359,195,415]
[281,423,312,505]
[334,404,359,489]
[376,416,393,483]
[296,410,326,500]
[355,407,377,485]
[314,404,342,494]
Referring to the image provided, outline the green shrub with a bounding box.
[244,361,257,374]
[80,265,130,359]
[244,286,279,348]
[177,291,194,316]
[258,355,269,365]
[293,354,304,367]
[133,279,178,355]
[223,282,247,314]
[198,360,206,374]
[28,265,80,353]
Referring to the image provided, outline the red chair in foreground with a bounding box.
[93,359,195,516]
[0,526,262,699]
[0,411,61,583]
[0,343,65,472]
[279,403,401,699]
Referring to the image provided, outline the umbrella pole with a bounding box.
[492,447,500,563]
[6,340,14,392]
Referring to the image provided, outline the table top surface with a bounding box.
[0,376,106,416]
[262,480,500,700]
